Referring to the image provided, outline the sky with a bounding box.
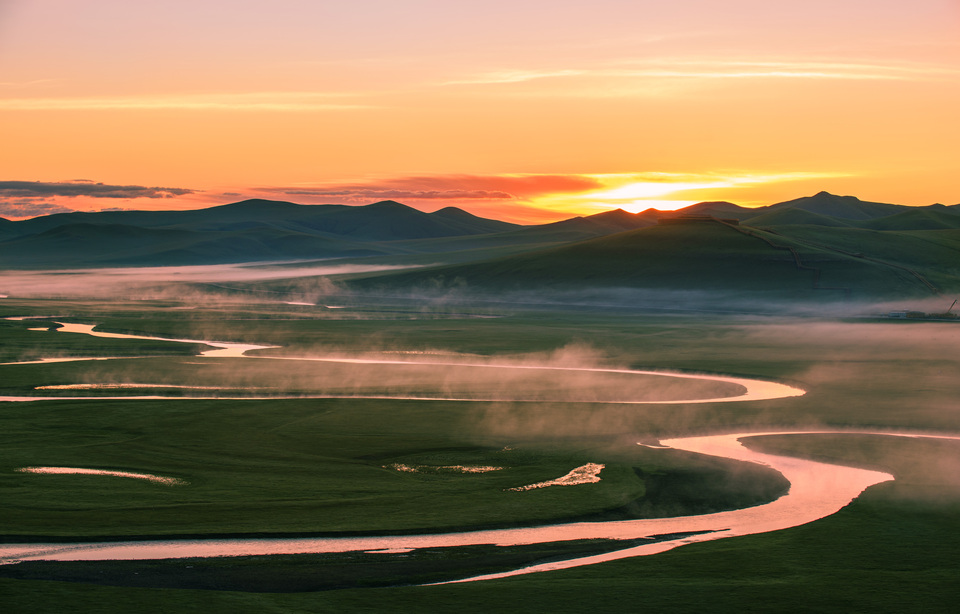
[1,0,958,222]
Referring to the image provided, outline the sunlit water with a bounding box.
[52,322,276,358]
[3,316,944,582]
[0,319,804,404]
[0,430,913,573]
[35,384,242,390]
[507,463,605,491]
[15,467,185,486]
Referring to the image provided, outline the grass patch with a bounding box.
[2,295,959,611]
[0,397,789,539]
[0,535,707,592]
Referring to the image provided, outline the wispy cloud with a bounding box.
[0,200,75,219]
[259,171,850,218]
[282,189,514,201]
[444,69,586,85]
[530,171,853,213]
[0,180,199,219]
[0,92,373,112]
[577,171,849,201]
[262,174,605,205]
[443,58,959,94]
[604,59,960,80]
[0,171,857,223]
[0,180,196,199]
[0,79,58,89]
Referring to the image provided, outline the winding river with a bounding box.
[1,320,804,404]
[0,318,951,583]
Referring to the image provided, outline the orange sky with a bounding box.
[1,1,958,222]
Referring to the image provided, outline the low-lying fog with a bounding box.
[3,260,955,319]
[0,261,418,300]
[7,340,752,405]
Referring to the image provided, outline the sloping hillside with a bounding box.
[0,200,522,267]
[0,199,520,242]
[350,219,960,300]
[861,208,960,231]
[763,191,904,220]
[745,208,854,228]
[0,222,392,267]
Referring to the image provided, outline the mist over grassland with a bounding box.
[2,290,960,608]
[2,214,960,609]
[2,259,957,325]
[3,193,960,315]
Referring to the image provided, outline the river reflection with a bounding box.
[1,317,930,583]
[53,322,276,357]
[1,319,805,404]
[0,431,904,576]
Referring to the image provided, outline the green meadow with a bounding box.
[1,293,959,611]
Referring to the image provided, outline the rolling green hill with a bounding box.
[424,207,660,248]
[861,208,960,231]
[350,219,960,300]
[269,200,519,240]
[0,222,393,267]
[0,199,520,242]
[763,191,904,220]
[744,208,854,228]
[0,217,14,240]
[3,193,959,301]
[678,201,757,220]
[0,202,664,269]
[0,200,522,268]
[758,225,960,292]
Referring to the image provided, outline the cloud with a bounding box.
[0,92,373,112]
[264,174,605,205]
[445,70,586,85]
[283,189,514,201]
[263,171,842,220]
[0,79,57,89]
[442,59,960,98]
[594,59,959,82]
[570,171,851,206]
[249,173,611,223]
[387,174,605,197]
[0,200,75,219]
[0,181,196,199]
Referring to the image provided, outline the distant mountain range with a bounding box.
[2,192,959,300]
[0,199,520,267]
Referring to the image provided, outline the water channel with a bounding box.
[1,317,952,583]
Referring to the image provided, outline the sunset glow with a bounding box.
[2,0,958,221]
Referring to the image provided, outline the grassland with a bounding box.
[2,294,959,612]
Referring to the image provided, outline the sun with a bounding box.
[571,177,735,213]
